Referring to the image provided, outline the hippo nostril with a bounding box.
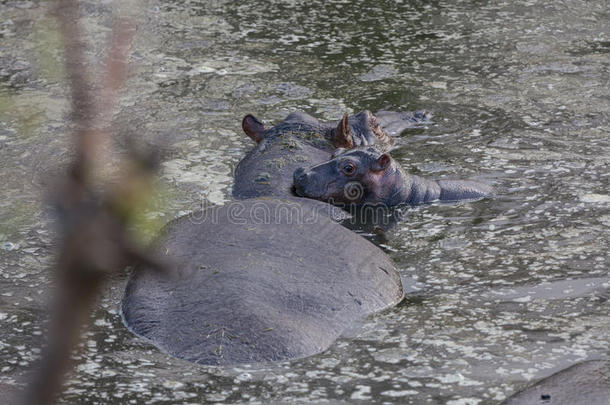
[294,167,306,181]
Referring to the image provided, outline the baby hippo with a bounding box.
[293,147,493,207]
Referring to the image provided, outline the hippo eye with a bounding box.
[341,163,356,176]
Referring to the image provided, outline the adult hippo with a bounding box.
[294,146,493,207]
[121,198,405,366]
[501,360,610,405]
[233,110,430,199]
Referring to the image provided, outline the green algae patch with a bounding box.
[280,138,302,151]
[0,200,39,240]
[263,157,287,170]
[298,130,332,148]
[290,154,310,163]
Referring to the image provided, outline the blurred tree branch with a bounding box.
[20,1,165,404]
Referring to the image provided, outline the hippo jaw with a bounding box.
[293,177,361,206]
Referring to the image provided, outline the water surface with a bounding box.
[0,0,608,403]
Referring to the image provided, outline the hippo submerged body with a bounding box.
[122,198,405,366]
[233,110,429,199]
[501,360,610,405]
[122,110,430,366]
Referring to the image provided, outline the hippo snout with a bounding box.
[294,167,307,182]
[293,166,330,200]
[293,167,309,197]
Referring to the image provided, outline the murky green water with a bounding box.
[1,0,608,403]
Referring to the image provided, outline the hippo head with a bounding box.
[330,110,392,149]
[294,147,398,206]
[241,110,392,149]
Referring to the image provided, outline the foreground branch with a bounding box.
[21,2,163,404]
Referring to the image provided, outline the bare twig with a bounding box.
[20,1,164,404]
[54,0,95,175]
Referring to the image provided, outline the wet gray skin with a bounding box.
[294,147,494,207]
[1,0,609,403]
[122,198,404,366]
[501,360,610,405]
[233,110,429,199]
[125,118,432,367]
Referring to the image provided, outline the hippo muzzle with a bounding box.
[293,167,326,199]
[294,163,344,200]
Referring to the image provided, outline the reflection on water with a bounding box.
[1,0,608,403]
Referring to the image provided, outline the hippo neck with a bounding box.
[365,166,409,206]
[386,167,442,206]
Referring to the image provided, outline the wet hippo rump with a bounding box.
[501,360,610,405]
[233,110,429,199]
[294,147,493,207]
[121,198,405,366]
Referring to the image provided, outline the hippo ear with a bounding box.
[242,114,266,143]
[332,113,354,149]
[373,153,391,172]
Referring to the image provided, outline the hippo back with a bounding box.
[122,198,404,366]
[233,121,334,199]
[232,109,427,200]
[501,360,610,405]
